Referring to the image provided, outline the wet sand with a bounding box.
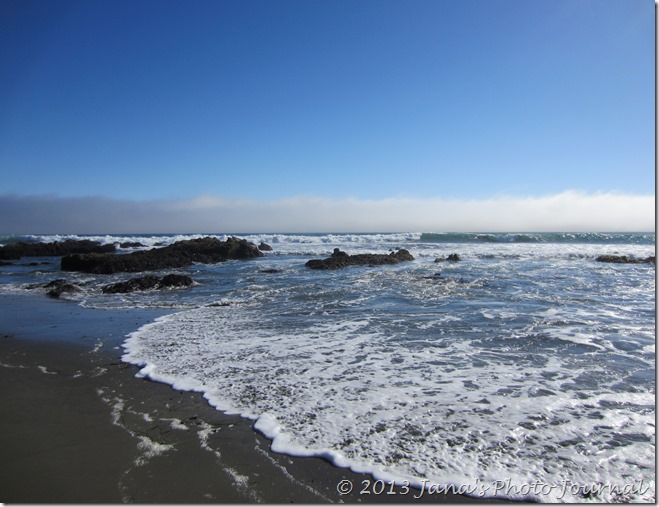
[0,295,491,503]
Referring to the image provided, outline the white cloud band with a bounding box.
[0,191,654,234]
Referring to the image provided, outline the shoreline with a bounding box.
[0,295,487,503]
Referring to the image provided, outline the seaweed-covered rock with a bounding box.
[62,236,262,274]
[306,248,414,270]
[596,255,655,265]
[43,279,79,299]
[0,239,115,260]
[101,274,193,294]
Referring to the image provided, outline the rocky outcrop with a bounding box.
[61,236,262,274]
[596,255,655,265]
[62,251,168,274]
[119,241,144,248]
[258,242,273,251]
[101,274,193,294]
[167,236,263,262]
[306,248,414,270]
[435,253,461,262]
[0,239,115,260]
[43,279,79,299]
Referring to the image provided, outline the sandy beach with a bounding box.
[0,294,482,503]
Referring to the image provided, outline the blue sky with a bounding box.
[0,0,654,233]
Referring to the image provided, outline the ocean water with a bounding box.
[1,232,655,502]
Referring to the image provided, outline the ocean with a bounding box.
[0,232,655,502]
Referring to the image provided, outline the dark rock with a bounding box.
[258,242,273,251]
[306,249,414,270]
[167,236,263,263]
[0,239,115,260]
[597,255,629,263]
[119,241,144,248]
[102,275,160,293]
[62,251,180,274]
[596,255,655,265]
[43,279,79,299]
[260,268,282,274]
[435,253,461,262]
[43,279,67,289]
[62,236,263,274]
[331,248,350,258]
[159,273,194,287]
[101,274,194,294]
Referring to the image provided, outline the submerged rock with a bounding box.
[62,236,263,274]
[435,253,461,262]
[596,255,655,265]
[101,274,193,294]
[0,239,115,260]
[423,272,443,279]
[43,279,79,299]
[306,248,414,270]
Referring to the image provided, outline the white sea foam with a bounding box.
[0,360,27,369]
[37,365,58,375]
[134,436,175,466]
[164,417,188,431]
[121,238,654,502]
[96,389,176,466]
[194,420,263,502]
[123,290,655,502]
[253,444,330,501]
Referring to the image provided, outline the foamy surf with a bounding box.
[1,231,653,502]
[121,235,655,502]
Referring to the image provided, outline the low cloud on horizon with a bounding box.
[0,191,654,235]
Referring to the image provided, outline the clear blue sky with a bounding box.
[0,0,654,233]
